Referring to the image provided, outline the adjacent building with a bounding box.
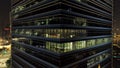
[11,0,112,68]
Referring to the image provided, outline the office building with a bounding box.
[11,0,112,68]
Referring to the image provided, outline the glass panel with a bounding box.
[87,52,110,67]
[44,37,111,53]
[14,29,87,39]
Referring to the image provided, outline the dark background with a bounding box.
[113,0,120,34]
[113,0,120,68]
[0,0,10,37]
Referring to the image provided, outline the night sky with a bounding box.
[0,0,10,36]
[113,0,120,34]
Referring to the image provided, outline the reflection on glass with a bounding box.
[13,16,87,25]
[87,52,110,67]
[45,38,111,53]
[13,37,111,54]
[12,0,44,13]
[13,29,87,39]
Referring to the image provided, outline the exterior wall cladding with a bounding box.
[11,0,112,68]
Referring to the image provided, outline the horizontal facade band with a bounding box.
[12,1,111,20]
[12,40,111,57]
[11,0,24,7]
[65,0,111,15]
[96,0,112,8]
[11,0,54,9]
[12,54,36,68]
[12,0,111,16]
[63,9,111,23]
[13,24,111,30]
[11,3,111,20]
[62,49,111,68]
[13,9,111,24]
[12,0,58,15]
[12,34,111,43]
[61,42,111,56]
[102,0,112,6]
[61,2,111,20]
[88,0,112,12]
[88,56,111,68]
[11,0,112,68]
[12,41,60,57]
[13,47,59,68]
[12,41,111,67]
[11,0,23,6]
[12,60,23,68]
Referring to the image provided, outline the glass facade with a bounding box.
[13,16,110,28]
[11,0,112,68]
[12,0,44,14]
[87,52,110,67]
[13,37,111,53]
[13,29,87,38]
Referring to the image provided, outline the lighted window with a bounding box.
[13,14,19,19]
[74,17,87,26]
[87,52,110,67]
[20,29,25,34]
[25,30,32,36]
[98,64,101,68]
